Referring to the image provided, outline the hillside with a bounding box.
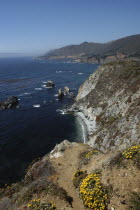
[73,60,140,152]
[41,34,140,63]
[0,141,139,210]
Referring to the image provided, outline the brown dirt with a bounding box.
[49,143,89,210]
[2,143,140,210]
[47,144,140,210]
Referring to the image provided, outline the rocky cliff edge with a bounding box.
[73,60,140,152]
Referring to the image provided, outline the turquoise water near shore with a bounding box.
[0,57,98,186]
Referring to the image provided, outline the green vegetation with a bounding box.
[130,192,140,210]
[73,170,87,188]
[85,150,99,158]
[0,182,24,199]
[27,199,56,210]
[46,185,73,206]
[122,145,140,159]
[108,153,125,168]
[108,145,140,169]
[80,173,108,209]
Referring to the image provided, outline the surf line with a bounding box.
[81,121,86,143]
[76,112,88,143]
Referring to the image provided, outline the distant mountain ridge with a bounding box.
[41,34,140,63]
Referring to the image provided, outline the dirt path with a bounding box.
[50,144,88,210]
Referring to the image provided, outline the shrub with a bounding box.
[73,170,87,188]
[129,192,140,210]
[0,182,24,199]
[133,152,140,169]
[122,145,140,159]
[25,159,55,184]
[80,173,107,209]
[122,145,140,169]
[107,145,140,169]
[27,199,56,210]
[78,149,100,168]
[108,153,125,169]
[47,184,73,206]
[85,150,99,158]
[18,188,34,204]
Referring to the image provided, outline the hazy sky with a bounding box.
[0,0,140,55]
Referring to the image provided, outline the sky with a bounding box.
[0,0,140,56]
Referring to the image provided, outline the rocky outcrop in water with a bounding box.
[0,96,19,109]
[58,88,64,99]
[73,60,140,152]
[64,86,70,95]
[46,80,55,88]
[57,86,75,99]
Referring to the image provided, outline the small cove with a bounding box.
[0,57,98,186]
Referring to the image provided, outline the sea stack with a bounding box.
[58,88,64,99]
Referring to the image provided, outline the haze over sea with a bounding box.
[0,57,98,186]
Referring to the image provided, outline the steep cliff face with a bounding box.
[74,60,140,152]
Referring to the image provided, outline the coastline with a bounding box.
[75,112,88,143]
[75,111,96,143]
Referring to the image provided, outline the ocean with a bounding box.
[0,57,98,186]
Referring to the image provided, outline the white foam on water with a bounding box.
[34,88,42,90]
[56,70,63,73]
[54,94,58,97]
[80,122,86,143]
[56,109,67,115]
[78,73,83,75]
[33,104,41,108]
[42,84,53,89]
[19,92,31,96]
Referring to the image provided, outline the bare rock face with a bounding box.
[50,140,77,158]
[74,60,140,152]
[46,80,55,88]
[0,96,19,109]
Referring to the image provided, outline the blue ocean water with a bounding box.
[0,57,98,185]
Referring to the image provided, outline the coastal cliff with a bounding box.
[0,60,140,210]
[73,60,140,152]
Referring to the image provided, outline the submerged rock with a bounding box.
[46,80,55,88]
[0,96,19,109]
